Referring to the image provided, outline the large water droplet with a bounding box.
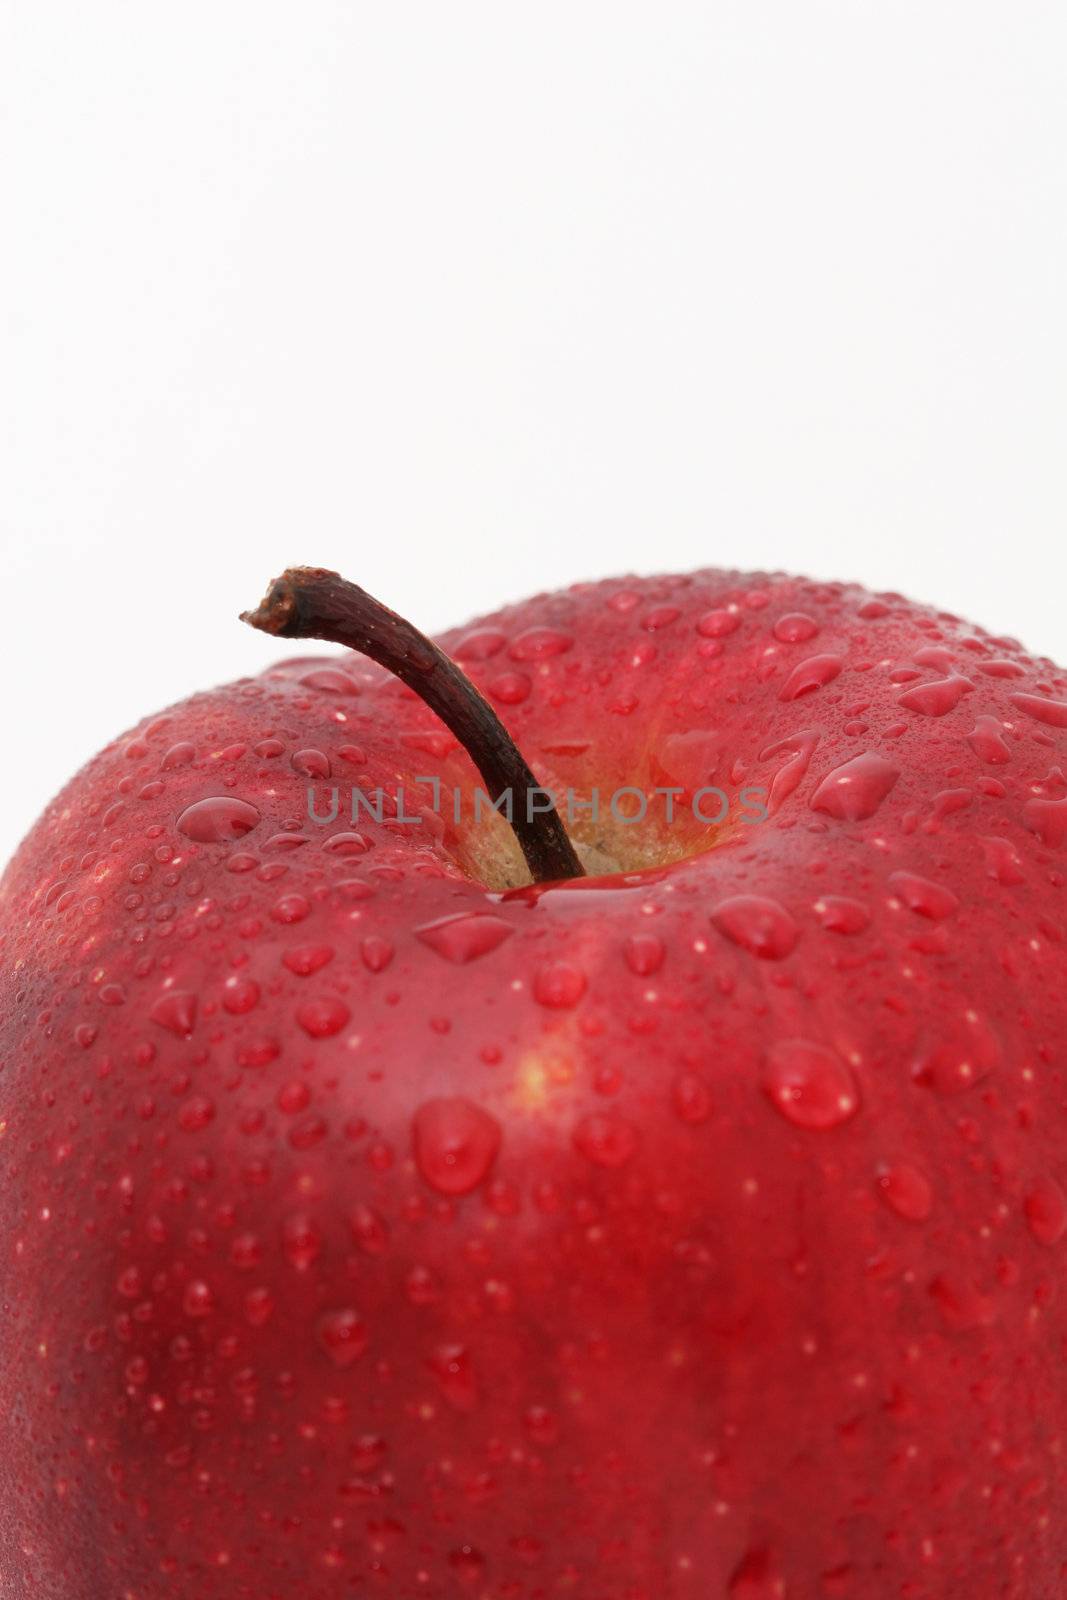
[281,1213,322,1269]
[361,936,394,973]
[292,748,332,778]
[897,674,972,717]
[222,975,261,1014]
[282,943,335,976]
[350,1204,389,1256]
[454,628,506,661]
[813,895,870,934]
[182,1280,215,1319]
[572,1113,639,1168]
[711,895,798,960]
[673,1074,712,1124]
[697,607,740,638]
[271,893,311,924]
[177,797,260,842]
[178,1094,216,1133]
[912,1010,1000,1094]
[762,1039,859,1130]
[413,1098,501,1195]
[508,627,573,661]
[317,1308,369,1368]
[161,742,196,771]
[416,913,514,964]
[967,714,1012,765]
[427,1343,478,1409]
[810,753,899,821]
[981,835,1024,885]
[876,1162,933,1221]
[150,990,198,1037]
[887,871,959,921]
[532,961,587,1007]
[778,653,843,701]
[624,932,664,976]
[729,1548,786,1599]
[487,671,531,705]
[1023,796,1067,848]
[298,668,360,696]
[1024,1177,1067,1246]
[929,1272,996,1331]
[1010,692,1067,728]
[296,997,351,1038]
[773,611,819,643]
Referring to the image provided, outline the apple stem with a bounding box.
[242,567,585,884]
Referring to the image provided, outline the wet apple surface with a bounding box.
[2,568,1066,1598]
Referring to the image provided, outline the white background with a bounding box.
[2,4,1066,865]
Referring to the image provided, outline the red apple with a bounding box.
[2,566,1066,1599]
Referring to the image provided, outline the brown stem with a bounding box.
[242,567,584,884]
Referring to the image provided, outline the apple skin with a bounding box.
[2,570,1067,1600]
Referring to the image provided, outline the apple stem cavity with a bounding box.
[242,567,585,885]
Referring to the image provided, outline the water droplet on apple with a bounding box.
[150,990,198,1037]
[282,943,335,976]
[897,674,972,717]
[161,741,196,770]
[573,1113,639,1168]
[1023,795,1067,848]
[729,1547,786,1599]
[427,1343,478,1408]
[244,1287,274,1326]
[762,1039,859,1130]
[282,1213,323,1269]
[813,895,870,934]
[929,1272,997,1331]
[887,871,959,920]
[182,1280,215,1318]
[291,748,331,778]
[912,1010,1000,1094]
[711,895,798,959]
[323,832,369,856]
[673,1073,712,1124]
[623,932,665,976]
[413,1098,501,1195]
[317,1308,369,1368]
[350,1204,389,1256]
[1010,692,1067,728]
[454,628,506,660]
[236,1036,279,1068]
[697,607,740,638]
[449,1546,486,1585]
[230,1232,262,1270]
[222,975,260,1014]
[1024,1177,1067,1246]
[810,753,900,821]
[981,836,1024,885]
[532,961,587,1007]
[298,668,359,696]
[876,1162,933,1221]
[296,997,351,1038]
[178,1094,216,1133]
[508,627,573,661]
[361,935,394,972]
[177,796,260,842]
[271,893,311,924]
[642,604,680,631]
[487,671,531,705]
[416,913,514,964]
[967,714,1012,765]
[773,611,820,643]
[778,653,844,701]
